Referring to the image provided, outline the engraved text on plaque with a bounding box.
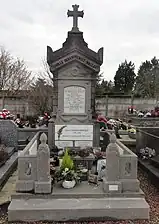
[64,86,85,113]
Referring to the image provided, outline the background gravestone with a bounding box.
[0,120,18,149]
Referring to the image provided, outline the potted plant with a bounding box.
[55,149,82,189]
[128,128,136,139]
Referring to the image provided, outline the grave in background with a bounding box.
[0,120,18,190]
[136,127,159,188]
[131,117,159,127]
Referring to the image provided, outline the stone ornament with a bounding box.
[67,5,84,32]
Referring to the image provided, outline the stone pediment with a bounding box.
[47,31,103,73]
[58,62,91,79]
[49,51,101,73]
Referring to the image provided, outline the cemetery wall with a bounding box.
[0,95,157,117]
[0,96,34,117]
[96,96,156,117]
[136,127,159,155]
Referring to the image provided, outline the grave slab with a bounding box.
[8,197,149,222]
[0,152,18,191]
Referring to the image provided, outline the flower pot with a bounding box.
[62,180,76,189]
[128,132,136,139]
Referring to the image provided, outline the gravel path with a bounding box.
[0,168,158,224]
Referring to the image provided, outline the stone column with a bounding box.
[103,133,122,194]
[35,133,51,194]
[48,118,55,151]
[93,122,100,147]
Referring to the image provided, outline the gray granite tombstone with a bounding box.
[47,5,103,149]
[0,120,18,150]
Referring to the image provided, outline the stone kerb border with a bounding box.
[117,139,137,157]
[117,140,138,181]
[114,134,138,181]
[16,133,51,194]
[106,130,138,157]
[20,132,39,156]
[104,132,139,193]
[136,127,159,155]
[17,127,48,142]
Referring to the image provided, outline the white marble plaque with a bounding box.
[109,185,118,191]
[64,86,85,114]
[55,141,73,148]
[55,125,93,141]
[75,141,93,148]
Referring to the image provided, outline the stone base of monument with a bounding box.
[8,182,149,222]
[102,179,122,194]
[34,179,52,194]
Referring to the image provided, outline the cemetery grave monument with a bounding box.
[8,5,149,222]
[47,4,103,151]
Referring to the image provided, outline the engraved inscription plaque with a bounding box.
[55,141,73,148]
[55,125,93,141]
[109,185,118,191]
[75,141,93,147]
[64,86,85,113]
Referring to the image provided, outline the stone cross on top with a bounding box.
[67,5,84,32]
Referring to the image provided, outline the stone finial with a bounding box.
[110,133,116,144]
[40,133,47,144]
[98,47,104,63]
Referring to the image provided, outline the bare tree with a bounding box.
[29,58,55,115]
[41,58,54,86]
[29,77,53,115]
[0,47,32,108]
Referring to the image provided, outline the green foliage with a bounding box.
[114,60,136,94]
[60,149,74,171]
[55,149,82,182]
[96,79,114,96]
[135,57,159,98]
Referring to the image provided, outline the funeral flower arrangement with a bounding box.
[55,149,82,187]
[139,147,156,160]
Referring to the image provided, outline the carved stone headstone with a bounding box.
[47,5,103,149]
[47,5,103,126]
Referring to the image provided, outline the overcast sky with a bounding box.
[1,0,159,80]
